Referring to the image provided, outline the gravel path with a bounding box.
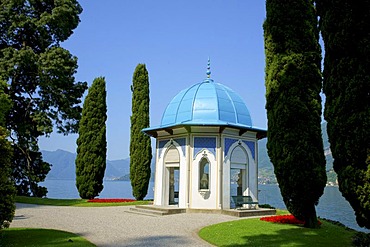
[11,203,238,247]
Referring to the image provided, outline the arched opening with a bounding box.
[164,145,180,205]
[230,145,248,208]
[199,157,210,190]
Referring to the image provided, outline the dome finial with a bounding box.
[206,57,211,79]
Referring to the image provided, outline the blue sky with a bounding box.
[39,1,268,160]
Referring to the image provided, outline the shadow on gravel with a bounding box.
[119,235,192,247]
[13,214,29,220]
[15,203,43,209]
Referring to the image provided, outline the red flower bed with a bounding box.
[260,214,321,225]
[87,198,136,203]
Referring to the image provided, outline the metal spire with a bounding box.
[206,57,211,79]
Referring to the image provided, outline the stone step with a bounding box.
[132,205,186,216]
[130,205,276,218]
[128,207,167,216]
[222,208,276,217]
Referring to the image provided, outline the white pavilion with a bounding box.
[143,64,267,210]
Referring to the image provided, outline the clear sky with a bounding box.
[38,1,268,160]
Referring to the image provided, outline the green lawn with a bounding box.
[0,228,96,247]
[8,197,151,246]
[15,196,151,207]
[13,198,359,246]
[199,217,356,247]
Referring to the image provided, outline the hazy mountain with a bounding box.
[42,149,130,180]
[42,149,77,180]
[258,138,271,169]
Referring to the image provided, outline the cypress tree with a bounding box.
[264,0,326,228]
[317,0,370,228]
[130,64,152,200]
[76,77,107,199]
[0,80,15,229]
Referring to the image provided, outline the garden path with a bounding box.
[12,203,238,246]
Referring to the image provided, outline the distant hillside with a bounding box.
[42,149,130,180]
[42,149,76,180]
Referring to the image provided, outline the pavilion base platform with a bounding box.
[131,205,276,217]
[129,205,186,216]
[221,208,276,217]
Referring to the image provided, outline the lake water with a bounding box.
[40,179,369,233]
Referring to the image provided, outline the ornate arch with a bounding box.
[159,138,186,160]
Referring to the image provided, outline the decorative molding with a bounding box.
[158,138,186,158]
[158,140,169,158]
[225,138,255,160]
[175,138,186,156]
[225,138,237,155]
[199,190,209,198]
[194,137,216,159]
[239,129,248,136]
[243,140,255,160]
[164,128,173,135]
[184,126,191,133]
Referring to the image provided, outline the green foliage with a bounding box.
[0,0,87,197]
[76,77,107,199]
[263,0,326,228]
[352,232,370,247]
[0,81,11,126]
[0,228,96,247]
[316,0,370,229]
[0,81,15,229]
[326,169,337,184]
[130,64,152,200]
[11,147,50,197]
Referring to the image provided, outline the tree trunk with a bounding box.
[304,204,320,228]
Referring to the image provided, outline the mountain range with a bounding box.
[42,123,333,183]
[42,149,131,180]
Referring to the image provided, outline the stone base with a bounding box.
[132,205,276,217]
[221,208,276,217]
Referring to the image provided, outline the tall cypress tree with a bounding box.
[264,0,326,228]
[130,64,152,200]
[76,77,107,199]
[0,80,15,229]
[317,0,370,229]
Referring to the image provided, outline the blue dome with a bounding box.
[160,79,253,127]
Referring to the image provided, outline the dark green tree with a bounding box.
[11,147,50,197]
[264,0,327,228]
[0,80,15,229]
[0,0,87,197]
[130,64,152,200]
[76,77,107,199]
[316,0,370,229]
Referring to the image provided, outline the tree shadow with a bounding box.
[15,202,42,209]
[220,226,350,247]
[114,235,194,247]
